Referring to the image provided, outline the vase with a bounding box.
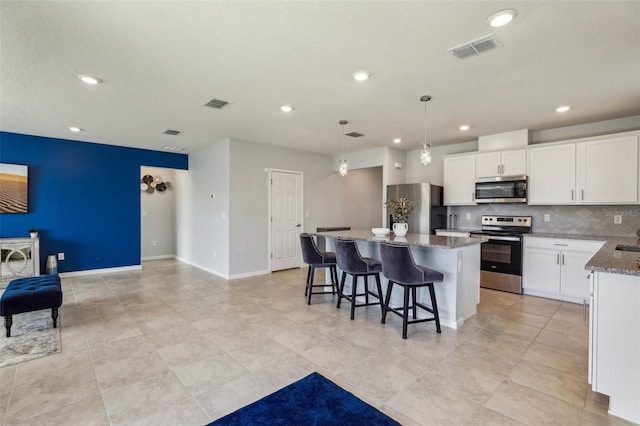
[393,222,408,237]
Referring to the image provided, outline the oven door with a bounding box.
[478,236,522,276]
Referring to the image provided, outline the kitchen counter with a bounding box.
[312,230,486,249]
[526,233,640,276]
[585,237,640,276]
[310,230,485,329]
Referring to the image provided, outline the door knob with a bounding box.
[296,224,302,227]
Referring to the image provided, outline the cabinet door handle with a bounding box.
[561,254,565,265]
[557,253,560,264]
[583,299,587,322]
[571,189,574,200]
[581,189,584,200]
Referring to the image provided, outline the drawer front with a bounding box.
[524,237,604,253]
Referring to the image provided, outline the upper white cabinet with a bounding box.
[528,144,576,204]
[576,135,638,204]
[444,154,476,206]
[528,133,639,205]
[476,149,527,178]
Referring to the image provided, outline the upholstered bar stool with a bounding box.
[299,233,339,305]
[379,241,444,339]
[334,239,384,320]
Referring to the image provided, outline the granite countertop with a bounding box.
[585,237,640,276]
[526,232,640,276]
[310,230,486,249]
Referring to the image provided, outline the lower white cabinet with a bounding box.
[522,237,604,303]
[589,271,640,424]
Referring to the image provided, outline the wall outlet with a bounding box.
[57,252,65,261]
[544,214,551,222]
[614,214,623,224]
[466,213,471,220]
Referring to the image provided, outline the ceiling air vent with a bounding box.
[204,97,229,109]
[163,129,181,136]
[345,132,364,138]
[448,34,499,59]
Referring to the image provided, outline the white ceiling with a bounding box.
[1,1,639,156]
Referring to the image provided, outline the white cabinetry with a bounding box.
[576,135,638,204]
[476,149,527,178]
[0,237,40,288]
[589,271,640,424]
[443,154,476,206]
[528,133,639,205]
[523,236,604,303]
[528,144,576,204]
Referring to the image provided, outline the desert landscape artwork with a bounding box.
[0,163,28,213]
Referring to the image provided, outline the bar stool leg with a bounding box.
[411,287,418,319]
[305,266,312,296]
[331,266,338,295]
[350,275,358,320]
[364,275,370,305]
[337,271,347,309]
[428,283,441,333]
[307,265,316,305]
[381,281,394,324]
[402,285,410,339]
[374,273,384,314]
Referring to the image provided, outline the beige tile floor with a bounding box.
[0,259,635,426]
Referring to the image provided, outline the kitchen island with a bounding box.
[310,230,486,329]
[584,237,640,424]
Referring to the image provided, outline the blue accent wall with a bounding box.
[0,132,188,273]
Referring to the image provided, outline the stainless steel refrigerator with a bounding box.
[386,183,446,234]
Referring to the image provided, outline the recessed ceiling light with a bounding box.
[459,125,470,131]
[487,9,518,27]
[556,105,571,113]
[162,145,185,152]
[393,138,402,144]
[280,105,293,112]
[77,75,102,85]
[352,71,370,81]
[68,126,83,132]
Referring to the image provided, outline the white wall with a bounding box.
[140,166,176,259]
[334,166,384,229]
[228,139,346,277]
[176,139,230,277]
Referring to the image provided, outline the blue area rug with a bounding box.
[207,372,400,426]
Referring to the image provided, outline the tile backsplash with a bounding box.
[449,204,640,237]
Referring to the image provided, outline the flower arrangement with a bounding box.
[385,197,415,223]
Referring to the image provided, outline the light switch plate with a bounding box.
[614,214,622,224]
[544,214,550,222]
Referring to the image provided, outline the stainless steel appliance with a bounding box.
[386,183,446,234]
[470,215,532,294]
[475,175,527,203]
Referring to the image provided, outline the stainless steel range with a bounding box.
[470,215,532,294]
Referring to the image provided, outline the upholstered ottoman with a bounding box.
[0,275,63,337]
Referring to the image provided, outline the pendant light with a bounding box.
[420,95,432,165]
[338,120,348,176]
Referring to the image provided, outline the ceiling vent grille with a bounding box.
[163,129,181,136]
[204,97,229,109]
[448,34,499,59]
[345,132,364,138]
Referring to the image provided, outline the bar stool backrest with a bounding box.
[335,239,368,274]
[300,233,323,265]
[379,242,423,285]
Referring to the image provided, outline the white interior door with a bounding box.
[270,170,303,271]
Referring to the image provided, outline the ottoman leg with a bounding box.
[4,316,12,337]
[52,307,59,328]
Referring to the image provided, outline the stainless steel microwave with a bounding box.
[475,176,527,203]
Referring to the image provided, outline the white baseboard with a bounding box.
[59,264,142,278]
[174,256,229,280]
[141,255,176,261]
[228,269,270,280]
